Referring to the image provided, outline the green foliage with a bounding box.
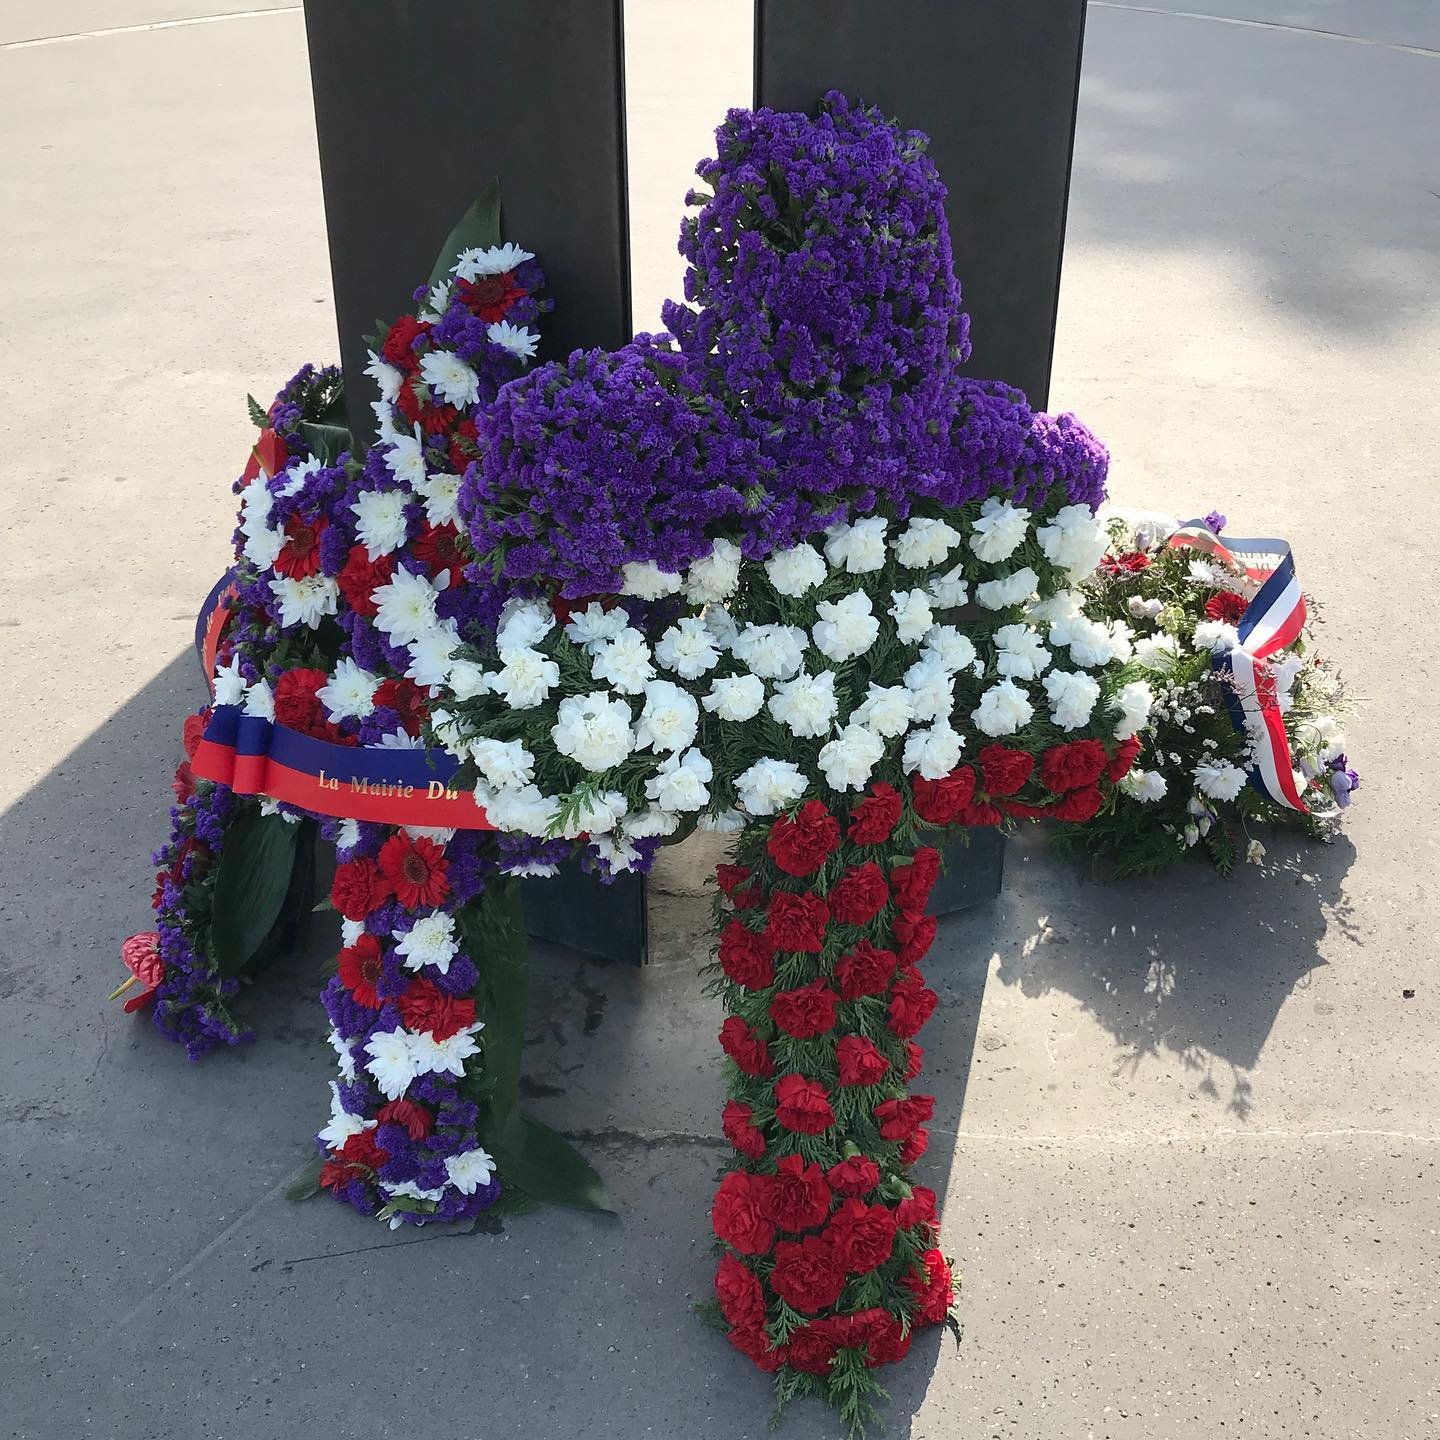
[426,179,503,294]
[209,809,303,977]
[245,392,269,429]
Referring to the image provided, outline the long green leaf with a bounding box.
[491,1112,615,1215]
[210,811,303,977]
[298,421,351,466]
[463,877,529,1141]
[426,180,503,293]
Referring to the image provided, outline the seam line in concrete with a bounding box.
[3,6,299,52]
[1091,3,1440,58]
[950,1125,1439,1146]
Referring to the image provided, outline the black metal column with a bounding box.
[302,0,631,451]
[754,0,1087,410]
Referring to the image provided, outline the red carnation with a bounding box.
[1040,739,1108,793]
[773,1074,835,1135]
[378,832,450,909]
[331,856,391,921]
[999,799,1054,820]
[273,667,333,739]
[911,767,977,825]
[851,1308,912,1367]
[835,1035,891,1087]
[873,1093,935,1141]
[372,676,428,736]
[412,521,467,579]
[784,1322,839,1376]
[770,981,838,1039]
[273,512,328,580]
[958,799,1004,827]
[338,1128,387,1172]
[381,313,428,369]
[1205,589,1248,624]
[766,800,841,877]
[765,892,829,954]
[899,1128,930,1165]
[375,1097,433,1141]
[759,1154,832,1232]
[893,910,938,966]
[721,1100,766,1160]
[1101,549,1151,575]
[896,1184,939,1234]
[769,1235,846,1314]
[717,920,776,990]
[714,1253,767,1331]
[826,1154,881,1198]
[337,544,394,619]
[337,933,385,1007]
[394,380,423,423]
[718,1016,775,1077]
[728,1324,785,1374]
[712,1170,776,1255]
[834,940,898,1001]
[904,1248,955,1325]
[714,863,752,899]
[1106,734,1143,781]
[890,847,940,913]
[847,782,902,845]
[447,416,480,474]
[827,862,890,926]
[888,971,939,1038]
[182,709,210,761]
[1052,785,1104,823]
[824,1197,899,1275]
[399,977,476,1041]
[976,744,1034,797]
[904,1041,925,1082]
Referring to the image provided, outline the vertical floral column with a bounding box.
[709,785,956,1423]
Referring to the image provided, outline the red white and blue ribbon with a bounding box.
[195,568,240,691]
[1168,523,1309,813]
[191,704,495,829]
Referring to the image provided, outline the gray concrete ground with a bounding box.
[2,4,1437,1438]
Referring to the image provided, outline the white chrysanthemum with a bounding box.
[318,1081,375,1152]
[921,624,977,675]
[903,654,954,723]
[731,623,807,680]
[1121,768,1168,803]
[768,670,839,738]
[372,400,401,448]
[336,822,362,857]
[683,537,742,604]
[380,1179,446,1207]
[645,747,713,812]
[352,489,410,558]
[490,647,558,709]
[1192,619,1239,654]
[591,627,654,694]
[969,497,1031,563]
[270,574,340,630]
[241,515,284,570]
[384,431,428,487]
[818,725,886,792]
[823,516,888,573]
[1187,558,1227,587]
[409,1023,483,1078]
[364,350,403,403]
[655,616,720,679]
[973,680,1034,737]
[469,737,535,793]
[244,679,275,720]
[375,728,424,749]
[619,560,682,600]
[411,469,462,527]
[702,673,766,722]
[317,657,378,722]
[327,1027,356,1082]
[903,721,965,780]
[445,1146,497,1195]
[564,601,629,652]
[733,757,808,816]
[1037,504,1109,578]
[213,657,246,706]
[975,566,1039,611]
[895,516,961,569]
[852,683,914,739]
[496,600,555,653]
[485,320,539,359]
[889,588,934,644]
[1043,669,1101,730]
[406,620,461,689]
[765,542,827,596]
[635,679,700,753]
[364,1028,418,1101]
[419,349,479,408]
[927,563,969,609]
[454,242,535,280]
[994,623,1051,681]
[812,592,880,662]
[1111,680,1154,740]
[420,279,450,321]
[1194,759,1247,801]
[395,912,459,974]
[1134,633,1180,671]
[552,692,634,772]
[554,789,628,840]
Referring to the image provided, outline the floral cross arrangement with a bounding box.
[117,94,1354,1433]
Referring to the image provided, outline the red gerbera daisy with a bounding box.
[456,271,527,323]
[1204,590,1248,625]
[337,933,386,1008]
[372,677,429,736]
[378,833,450,909]
[412,522,468,579]
[273,513,328,579]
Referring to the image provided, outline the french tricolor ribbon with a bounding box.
[191,704,495,829]
[195,568,240,693]
[1168,523,1309,813]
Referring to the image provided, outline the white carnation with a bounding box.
[902,721,965,779]
[1037,504,1109,579]
[1120,768,1168,803]
[994,623,1051,681]
[817,725,886,792]
[851,683,914,739]
[1134,633,1181,671]
[469,737,535,792]
[496,600,556,653]
[823,516,888,573]
[620,561,682,600]
[1028,588,1085,628]
[812,592,880,662]
[1194,759,1247,801]
[1043,669,1101,730]
[645,747,713,812]
[969,497,1031,563]
[490,647,558,709]
[894,516,962,569]
[702,673,766,722]
[447,659,489,701]
[1110,680,1154,740]
[553,789,628,840]
[889,588,934,644]
[634,679,700,753]
[564,601,630,652]
[973,680,1034,737]
[483,783,560,836]
[927,563,969,609]
[903,654,954,723]
[765,542,828,596]
[731,623,807,680]
[1192,619,1239,654]
[768,670,839,738]
[734,757,808,816]
[682,537,742,604]
[704,604,741,651]
[591,627,655,694]
[655,616,720,679]
[551,692,634,772]
[975,566,1038,611]
[1051,614,1133,669]
[921,624,977,674]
